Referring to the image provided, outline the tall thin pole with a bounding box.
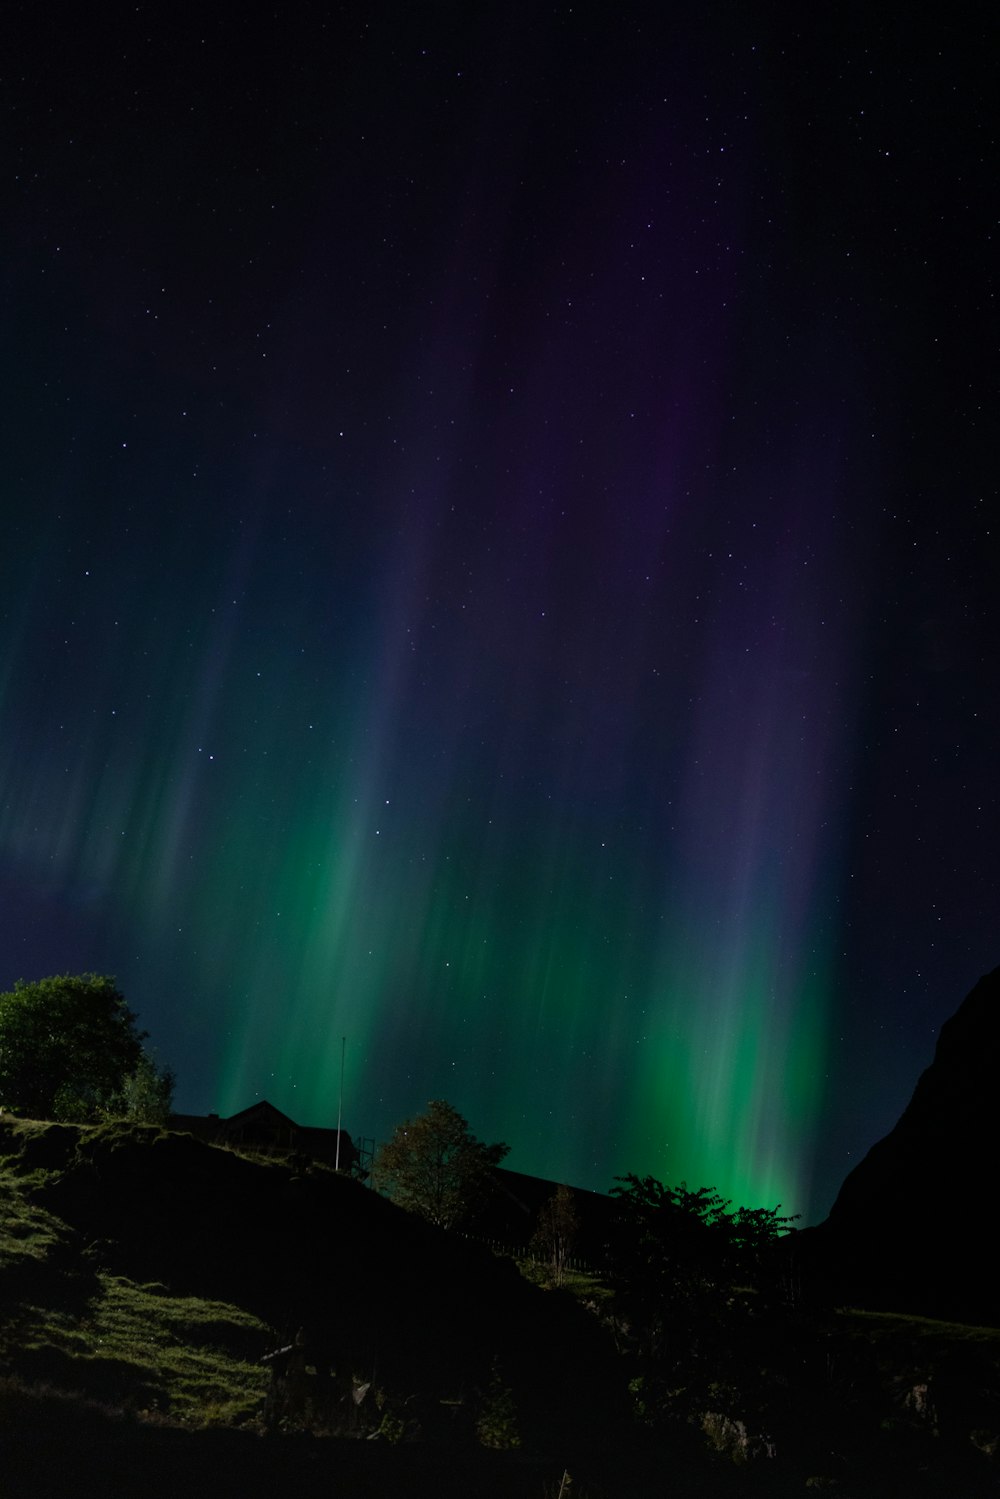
[335,1034,346,1171]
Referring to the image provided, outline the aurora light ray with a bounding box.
[0,253,866,1221]
[189,390,859,1216]
[5,4,992,1232]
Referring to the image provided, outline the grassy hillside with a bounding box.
[2,1118,999,1497]
[0,1117,631,1494]
[0,1123,266,1424]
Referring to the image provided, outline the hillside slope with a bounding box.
[0,1117,619,1451]
[4,1117,1000,1496]
[810,966,1000,1322]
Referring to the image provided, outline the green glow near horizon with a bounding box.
[0,474,849,1225]
[0,614,839,1217]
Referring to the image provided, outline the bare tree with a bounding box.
[531,1184,580,1285]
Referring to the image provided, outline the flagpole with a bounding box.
[335,1035,346,1171]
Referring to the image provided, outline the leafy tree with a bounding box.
[0,973,167,1122]
[374,1099,509,1228]
[103,1052,176,1124]
[609,1173,796,1332]
[607,1174,798,1432]
[530,1183,580,1285]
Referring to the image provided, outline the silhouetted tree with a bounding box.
[530,1184,579,1284]
[374,1099,509,1228]
[609,1173,795,1329]
[608,1173,797,1432]
[0,973,171,1123]
[104,1052,175,1124]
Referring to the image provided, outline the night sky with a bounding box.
[2,4,995,1223]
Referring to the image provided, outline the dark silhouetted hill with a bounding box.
[807,966,1000,1323]
[0,1116,623,1455]
[5,1108,1000,1493]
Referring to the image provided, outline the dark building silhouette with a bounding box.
[170,1102,615,1262]
[170,1099,360,1174]
[470,1166,616,1267]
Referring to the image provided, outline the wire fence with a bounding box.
[458,1233,602,1278]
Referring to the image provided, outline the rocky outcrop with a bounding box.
[809,966,1000,1323]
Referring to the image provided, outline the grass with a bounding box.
[8,1275,271,1425]
[513,1257,614,1304]
[0,1140,271,1429]
[838,1306,1000,1345]
[0,1175,67,1265]
[3,1116,999,1494]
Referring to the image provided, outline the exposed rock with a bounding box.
[700,1410,775,1463]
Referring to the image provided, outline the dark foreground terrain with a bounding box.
[1,1117,998,1497]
